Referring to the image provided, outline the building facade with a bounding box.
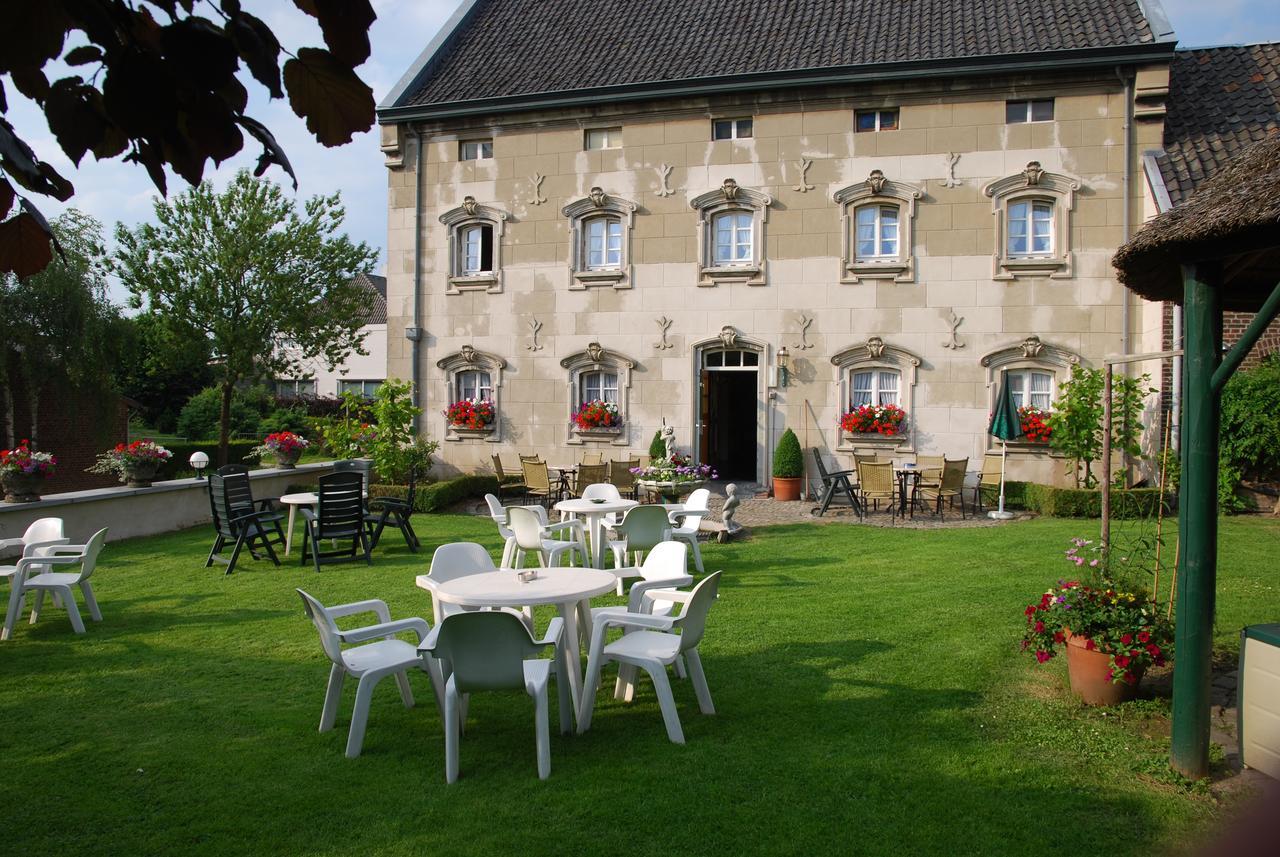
[378,0,1181,485]
[275,272,388,399]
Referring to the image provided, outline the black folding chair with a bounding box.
[809,448,863,519]
[301,472,373,571]
[205,472,286,574]
[365,465,421,552]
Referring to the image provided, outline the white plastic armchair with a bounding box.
[578,571,721,744]
[507,506,587,568]
[591,542,692,635]
[419,610,571,782]
[2,527,108,640]
[0,517,68,588]
[669,487,711,572]
[580,482,624,526]
[297,589,443,759]
[416,542,533,627]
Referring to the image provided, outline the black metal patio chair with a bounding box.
[300,472,373,571]
[204,471,286,574]
[809,448,862,519]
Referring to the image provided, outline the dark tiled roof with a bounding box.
[397,0,1160,111]
[351,273,387,325]
[1158,44,1280,205]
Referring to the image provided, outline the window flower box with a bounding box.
[444,399,496,437]
[840,404,906,436]
[571,400,622,437]
[1018,406,1053,443]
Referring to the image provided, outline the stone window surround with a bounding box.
[983,162,1080,281]
[561,188,638,290]
[690,179,772,287]
[439,197,508,294]
[560,343,636,446]
[833,171,924,283]
[436,346,507,443]
[980,335,1081,454]
[830,337,921,453]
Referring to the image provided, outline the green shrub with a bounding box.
[176,386,271,440]
[1219,354,1280,512]
[157,440,259,478]
[369,474,498,513]
[257,404,310,436]
[1008,483,1171,518]
[649,430,666,460]
[773,428,803,478]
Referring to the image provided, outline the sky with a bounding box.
[8,0,1280,306]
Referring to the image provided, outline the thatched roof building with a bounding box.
[1114,132,1280,312]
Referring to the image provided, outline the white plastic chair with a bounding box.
[669,487,711,572]
[297,589,443,758]
[579,571,721,744]
[418,541,532,627]
[1,517,67,589]
[419,610,571,782]
[2,527,108,640]
[579,482,624,526]
[508,506,587,568]
[483,494,579,568]
[591,542,692,635]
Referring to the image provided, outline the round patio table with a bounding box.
[422,567,618,723]
[278,492,318,556]
[554,497,638,568]
[893,466,920,516]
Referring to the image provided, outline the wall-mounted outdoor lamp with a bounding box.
[777,346,791,388]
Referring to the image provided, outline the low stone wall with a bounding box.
[0,462,335,551]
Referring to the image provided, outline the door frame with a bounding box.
[691,332,771,483]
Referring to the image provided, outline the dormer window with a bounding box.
[562,188,637,289]
[712,118,753,140]
[439,197,508,294]
[690,179,772,287]
[585,127,622,150]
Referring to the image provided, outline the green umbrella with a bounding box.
[987,378,1025,518]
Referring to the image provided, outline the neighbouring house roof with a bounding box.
[1157,43,1280,206]
[1114,134,1280,310]
[351,272,387,325]
[380,0,1175,121]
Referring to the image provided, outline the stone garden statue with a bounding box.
[661,424,676,460]
[718,483,744,543]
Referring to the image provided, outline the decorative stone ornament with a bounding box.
[866,336,886,359]
[588,186,608,208]
[460,344,478,364]
[942,152,962,188]
[794,315,814,350]
[654,316,674,350]
[867,169,887,194]
[718,325,739,349]
[792,159,814,193]
[1023,161,1045,186]
[530,174,547,205]
[461,195,479,216]
[942,310,965,350]
[527,318,544,351]
[1020,336,1045,358]
[720,178,739,201]
[656,163,675,197]
[586,341,606,363]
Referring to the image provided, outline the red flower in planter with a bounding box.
[571,400,621,430]
[839,404,906,436]
[1017,406,1052,443]
[444,399,495,429]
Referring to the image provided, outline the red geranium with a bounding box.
[839,404,906,436]
[1018,406,1052,443]
[444,399,495,429]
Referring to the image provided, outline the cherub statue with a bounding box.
[721,483,742,534]
[661,424,676,460]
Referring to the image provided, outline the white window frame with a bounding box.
[849,368,902,408]
[456,369,493,402]
[981,336,1081,453]
[437,347,507,442]
[460,224,491,275]
[853,204,900,261]
[983,164,1080,280]
[830,337,921,452]
[833,172,922,283]
[578,370,619,405]
[560,343,636,445]
[439,197,508,294]
[459,139,493,160]
[712,118,753,140]
[1006,199,1055,259]
[690,179,772,287]
[339,379,381,398]
[712,211,754,266]
[1005,99,1055,124]
[584,127,622,150]
[1004,368,1055,410]
[562,189,637,289]
[855,109,899,132]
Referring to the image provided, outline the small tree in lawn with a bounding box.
[1048,365,1153,489]
[115,171,378,464]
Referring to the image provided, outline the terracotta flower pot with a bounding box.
[2,471,46,503]
[1065,635,1143,706]
[773,476,801,501]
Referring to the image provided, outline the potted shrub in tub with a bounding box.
[772,428,803,501]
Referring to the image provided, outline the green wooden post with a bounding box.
[1171,262,1222,778]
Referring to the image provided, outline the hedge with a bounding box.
[157,440,258,478]
[369,474,499,513]
[988,481,1172,518]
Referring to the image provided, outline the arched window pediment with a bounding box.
[690,179,772,287]
[833,171,924,283]
[561,188,638,290]
[982,163,1081,280]
[439,197,509,294]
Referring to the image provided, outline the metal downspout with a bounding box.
[1118,68,1133,358]
[411,129,424,434]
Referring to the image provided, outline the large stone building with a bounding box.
[377,0,1187,485]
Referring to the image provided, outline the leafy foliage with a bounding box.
[175,385,272,441]
[1219,355,1280,511]
[773,428,803,478]
[114,171,377,462]
[649,430,666,460]
[1047,366,1154,488]
[114,313,214,432]
[365,379,429,483]
[0,0,378,276]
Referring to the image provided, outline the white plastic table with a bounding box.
[416,566,617,721]
[554,497,638,568]
[278,492,318,555]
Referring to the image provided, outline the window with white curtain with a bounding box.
[855,204,900,260]
[850,369,901,407]
[460,224,493,274]
[579,371,618,404]
[1006,369,1054,409]
[1007,200,1054,257]
[456,370,492,401]
[713,211,754,265]
[584,217,623,269]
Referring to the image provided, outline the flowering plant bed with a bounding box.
[632,454,717,484]
[1021,538,1172,688]
[572,400,621,430]
[88,439,174,487]
[1,440,57,502]
[1017,406,1052,443]
[251,432,310,468]
[444,398,495,430]
[840,404,906,436]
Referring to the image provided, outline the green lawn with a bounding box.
[1,515,1276,856]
